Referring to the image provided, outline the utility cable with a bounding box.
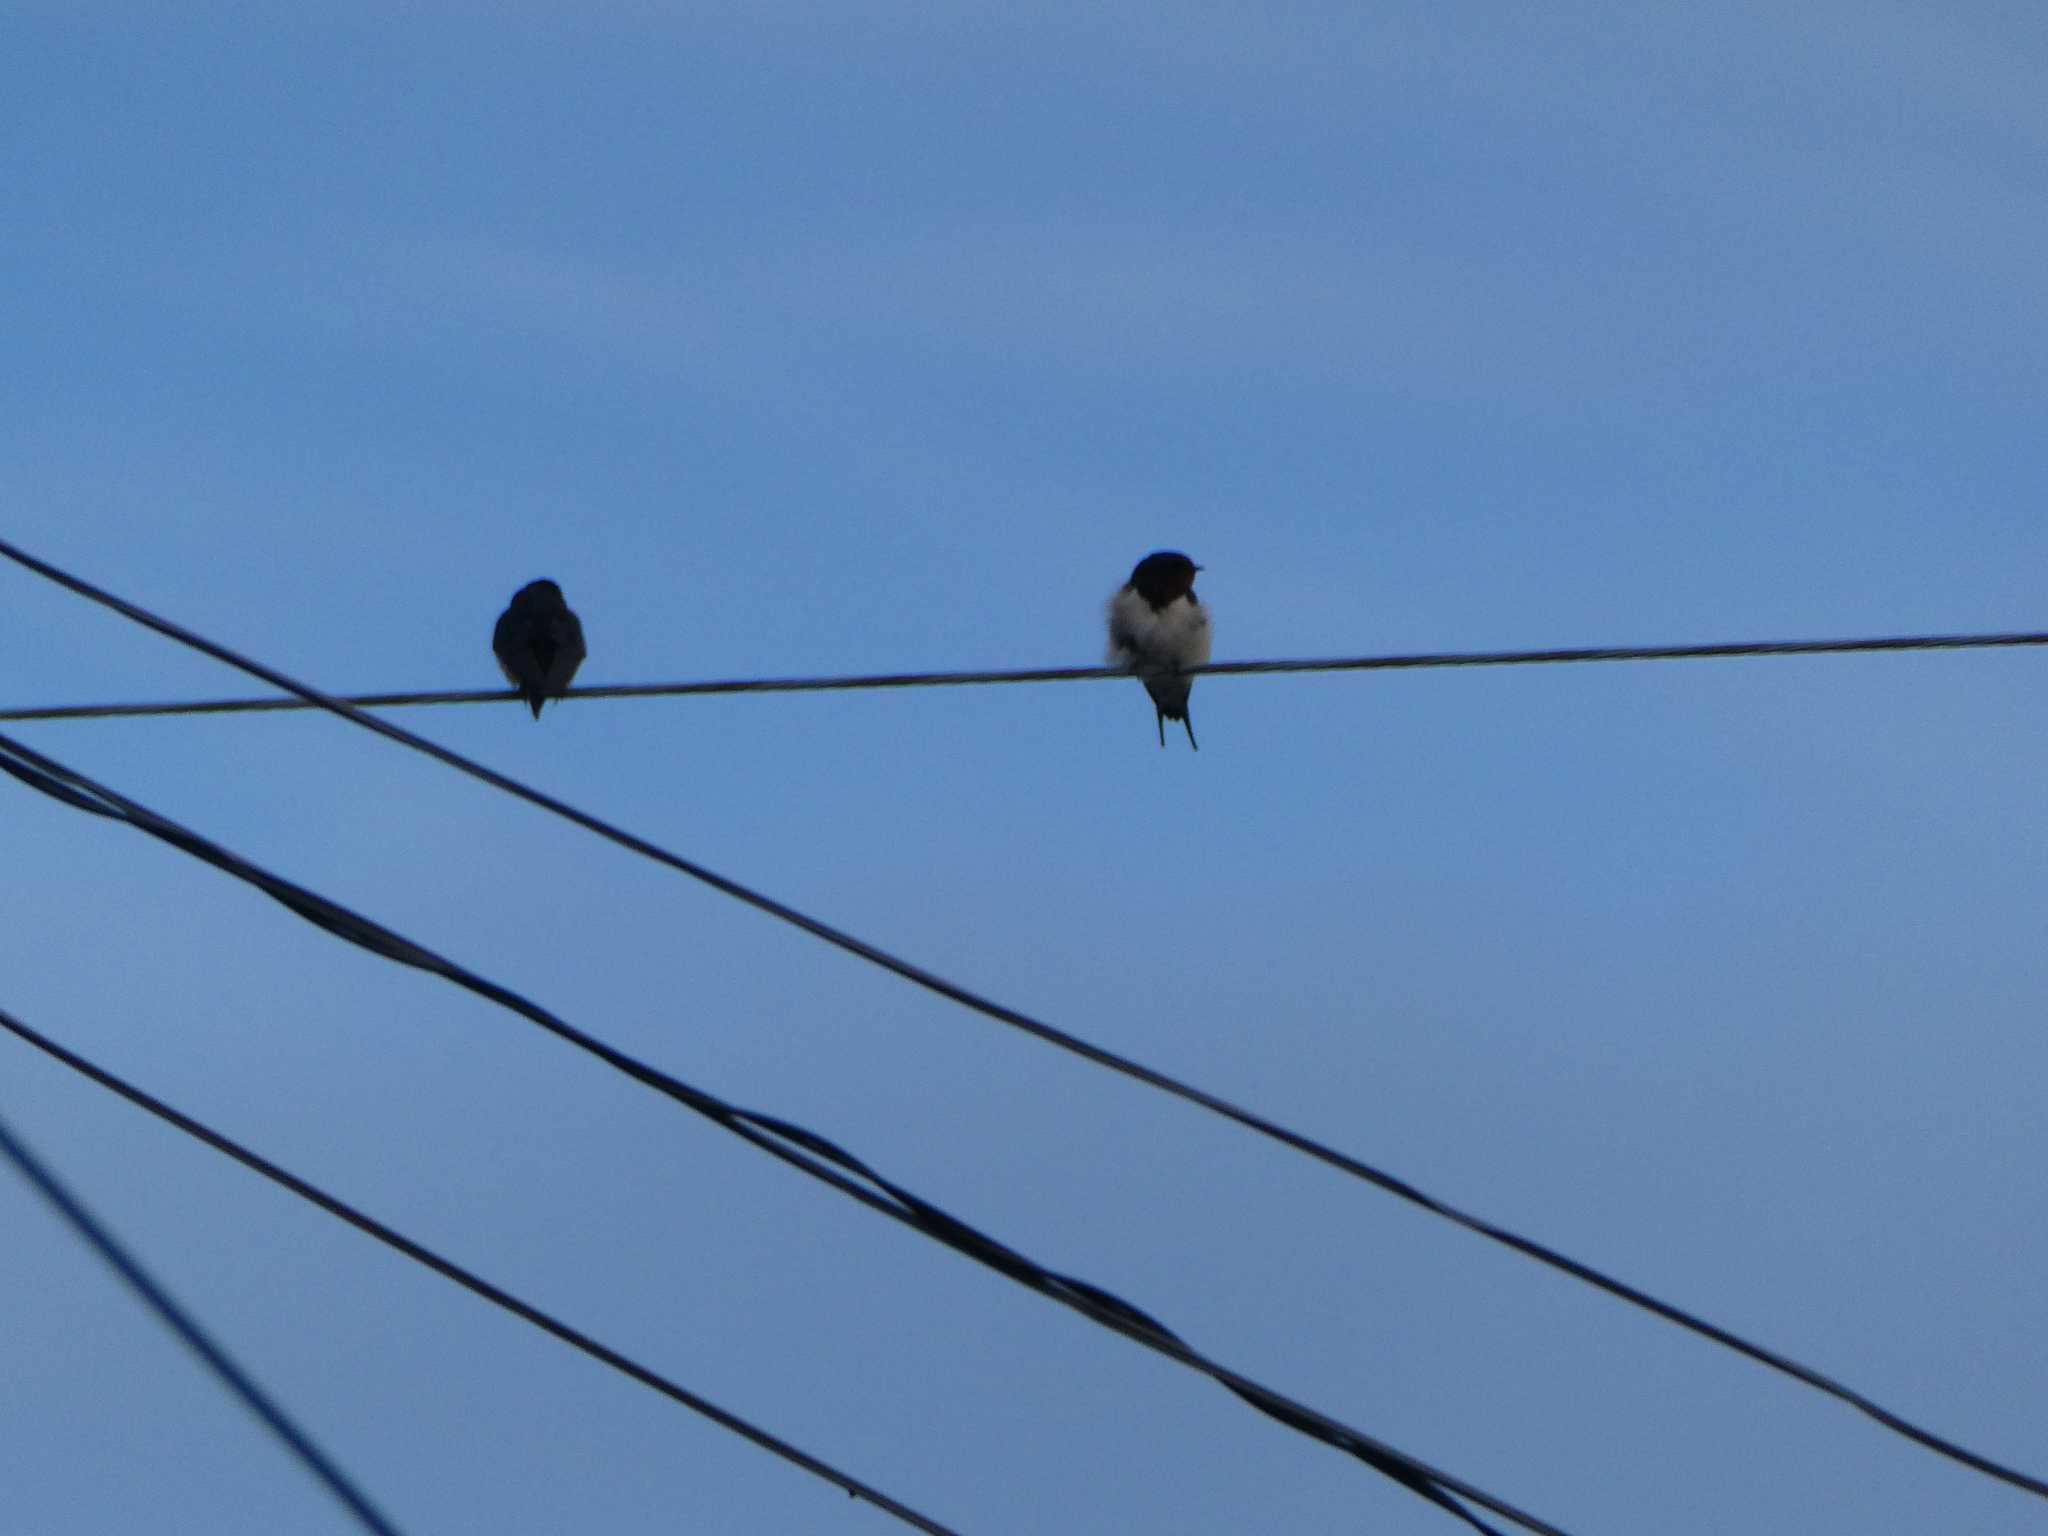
[3,538,2042,1505]
[0,1104,407,1536]
[0,728,1561,1536]
[3,629,2046,723]
[0,1007,964,1536]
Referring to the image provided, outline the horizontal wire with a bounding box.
[0,1007,964,1536]
[3,629,2046,723]
[5,538,2043,1506]
[0,728,1554,1536]
[0,1104,407,1536]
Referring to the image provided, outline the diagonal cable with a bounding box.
[2,538,2042,1504]
[0,729,1555,1536]
[0,1006,964,1536]
[0,1106,407,1536]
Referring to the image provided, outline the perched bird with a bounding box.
[492,579,587,720]
[1106,551,1211,749]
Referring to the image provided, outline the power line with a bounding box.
[0,728,1560,1536]
[3,628,2046,723]
[0,1103,407,1536]
[4,538,2042,1506]
[0,1006,964,1536]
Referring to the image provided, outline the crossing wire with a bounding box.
[0,1005,965,1536]
[4,537,2044,1506]
[0,727,1560,1536]
[0,1106,407,1536]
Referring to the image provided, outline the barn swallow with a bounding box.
[492,579,587,719]
[1106,551,1211,749]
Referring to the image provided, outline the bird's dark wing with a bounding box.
[492,611,536,686]
[540,613,587,693]
[1108,603,1150,663]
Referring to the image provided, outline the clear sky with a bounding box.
[4,4,2044,1533]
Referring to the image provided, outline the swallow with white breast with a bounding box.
[492,579,587,720]
[1106,551,1211,749]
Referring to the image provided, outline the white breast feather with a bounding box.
[1107,588,1211,671]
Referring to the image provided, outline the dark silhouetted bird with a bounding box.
[492,580,587,720]
[1106,551,1211,749]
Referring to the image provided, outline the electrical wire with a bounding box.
[0,1104,407,1536]
[4,538,2042,1505]
[0,1007,965,1536]
[0,728,1560,1536]
[3,628,2046,722]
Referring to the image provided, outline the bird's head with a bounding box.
[1127,551,1202,608]
[513,579,567,610]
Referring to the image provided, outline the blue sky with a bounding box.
[4,4,2045,1532]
